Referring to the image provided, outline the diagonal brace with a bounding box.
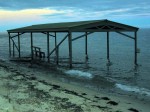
[116,31,135,39]
[72,32,94,41]
[48,33,69,57]
[10,38,19,52]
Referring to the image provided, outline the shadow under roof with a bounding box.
[7,19,139,33]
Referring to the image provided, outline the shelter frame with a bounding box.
[7,19,139,68]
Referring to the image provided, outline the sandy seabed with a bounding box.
[0,60,149,112]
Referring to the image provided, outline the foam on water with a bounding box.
[65,70,93,79]
[116,83,150,96]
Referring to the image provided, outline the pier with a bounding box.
[7,19,139,68]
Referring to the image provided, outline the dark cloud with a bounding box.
[0,0,149,11]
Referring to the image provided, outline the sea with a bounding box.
[0,28,150,99]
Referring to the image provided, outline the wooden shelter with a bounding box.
[7,19,139,68]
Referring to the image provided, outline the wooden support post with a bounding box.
[55,32,57,56]
[47,32,50,62]
[107,32,110,62]
[13,42,15,57]
[68,32,72,68]
[18,32,21,58]
[85,32,88,60]
[134,31,137,65]
[31,32,33,60]
[8,33,11,57]
[56,47,59,65]
[55,32,59,65]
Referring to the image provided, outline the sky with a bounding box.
[0,0,150,32]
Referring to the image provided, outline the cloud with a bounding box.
[0,8,64,22]
[0,5,149,27]
[0,8,66,31]
[41,6,150,22]
[1,0,150,19]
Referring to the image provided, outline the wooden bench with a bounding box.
[32,46,45,59]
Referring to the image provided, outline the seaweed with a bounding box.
[91,105,111,110]
[81,93,87,95]
[52,84,61,89]
[64,89,79,96]
[128,108,139,112]
[107,101,118,106]
[94,95,100,99]
[101,97,110,100]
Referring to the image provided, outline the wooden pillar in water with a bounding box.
[47,32,50,62]
[8,33,11,57]
[31,32,33,60]
[85,32,88,60]
[68,32,72,68]
[18,32,21,58]
[134,31,137,65]
[55,32,59,65]
[55,32,57,56]
[107,32,110,62]
[13,41,15,57]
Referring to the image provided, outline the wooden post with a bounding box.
[18,32,21,58]
[134,31,137,65]
[55,32,57,56]
[13,42,15,57]
[47,32,50,62]
[8,33,11,57]
[85,32,88,60]
[68,32,72,68]
[55,32,59,65]
[56,47,59,65]
[107,32,110,62]
[31,32,33,60]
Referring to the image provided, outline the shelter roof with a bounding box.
[8,19,138,33]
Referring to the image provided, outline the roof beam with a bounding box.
[97,25,115,30]
[70,29,133,32]
[106,22,138,31]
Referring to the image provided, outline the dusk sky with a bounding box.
[0,0,150,32]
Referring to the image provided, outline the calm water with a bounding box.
[0,28,150,97]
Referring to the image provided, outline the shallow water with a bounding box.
[0,28,150,98]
